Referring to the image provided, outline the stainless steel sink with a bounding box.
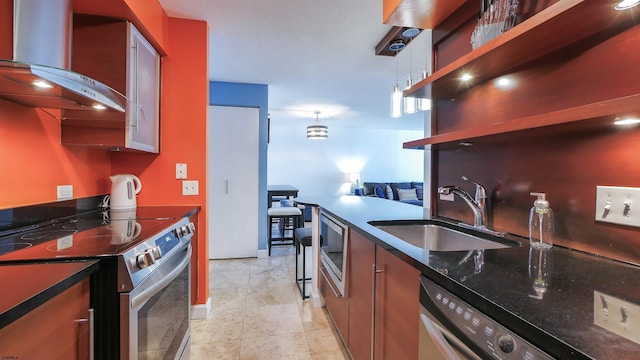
[368,220,519,251]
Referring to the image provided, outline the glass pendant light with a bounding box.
[403,28,420,114]
[307,111,328,139]
[418,30,432,112]
[389,40,405,118]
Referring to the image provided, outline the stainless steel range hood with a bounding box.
[0,0,126,112]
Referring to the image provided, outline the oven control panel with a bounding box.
[421,278,553,360]
[121,217,195,290]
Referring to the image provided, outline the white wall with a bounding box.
[267,122,424,197]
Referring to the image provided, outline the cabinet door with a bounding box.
[374,246,420,359]
[208,106,260,259]
[319,263,349,345]
[0,279,91,359]
[127,24,160,153]
[348,230,375,360]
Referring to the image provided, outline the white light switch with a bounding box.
[176,163,187,179]
[595,186,640,228]
[594,290,640,345]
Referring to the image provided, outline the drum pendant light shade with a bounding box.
[307,112,328,139]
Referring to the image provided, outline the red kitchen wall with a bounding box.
[0,102,112,208]
[0,0,210,305]
[0,1,112,208]
[110,17,209,306]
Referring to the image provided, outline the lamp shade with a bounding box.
[390,84,403,118]
[307,124,328,139]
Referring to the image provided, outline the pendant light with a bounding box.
[307,111,328,139]
[389,40,405,118]
[418,29,432,112]
[403,28,420,114]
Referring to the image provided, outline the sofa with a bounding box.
[361,182,424,206]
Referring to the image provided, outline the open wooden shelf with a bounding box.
[405,0,636,101]
[403,93,640,149]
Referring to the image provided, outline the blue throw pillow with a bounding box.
[374,186,386,198]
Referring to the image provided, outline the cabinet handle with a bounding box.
[320,265,341,298]
[371,265,385,360]
[75,308,95,360]
[133,42,140,130]
[225,180,229,194]
[88,308,95,360]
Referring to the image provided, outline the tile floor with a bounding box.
[190,245,350,359]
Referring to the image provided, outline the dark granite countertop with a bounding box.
[0,260,100,329]
[296,195,640,360]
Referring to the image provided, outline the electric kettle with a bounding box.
[109,174,142,210]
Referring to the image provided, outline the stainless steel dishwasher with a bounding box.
[419,275,553,360]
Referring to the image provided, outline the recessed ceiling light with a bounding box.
[33,80,53,89]
[495,76,516,89]
[614,117,640,126]
[615,0,640,10]
[460,73,473,82]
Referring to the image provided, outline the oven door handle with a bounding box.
[421,313,463,360]
[131,244,192,309]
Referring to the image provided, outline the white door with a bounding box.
[208,106,260,259]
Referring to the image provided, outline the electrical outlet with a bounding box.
[594,291,640,344]
[182,180,199,196]
[57,185,73,200]
[176,163,187,179]
[595,186,640,227]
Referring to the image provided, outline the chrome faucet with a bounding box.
[438,176,488,229]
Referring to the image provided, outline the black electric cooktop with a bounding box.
[0,209,181,262]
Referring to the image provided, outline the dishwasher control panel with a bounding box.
[420,277,553,360]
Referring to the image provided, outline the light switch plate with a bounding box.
[57,185,73,200]
[594,290,640,345]
[595,186,640,227]
[176,163,187,179]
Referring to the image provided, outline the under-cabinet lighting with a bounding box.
[615,0,640,10]
[92,104,107,110]
[33,80,53,89]
[460,73,473,82]
[459,142,474,147]
[614,117,640,126]
[495,76,516,90]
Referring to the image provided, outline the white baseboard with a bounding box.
[191,297,212,319]
[310,289,323,308]
[257,249,269,258]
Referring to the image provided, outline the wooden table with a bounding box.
[267,185,299,208]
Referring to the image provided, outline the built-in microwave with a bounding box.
[319,211,348,296]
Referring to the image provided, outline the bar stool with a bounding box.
[267,206,302,256]
[294,227,322,299]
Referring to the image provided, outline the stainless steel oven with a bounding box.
[419,275,552,360]
[119,220,195,360]
[0,200,197,360]
[319,211,348,296]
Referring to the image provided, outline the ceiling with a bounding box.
[158,0,430,130]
